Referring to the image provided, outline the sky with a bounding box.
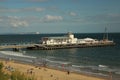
[0,0,120,34]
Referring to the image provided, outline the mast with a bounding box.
[103,27,108,40]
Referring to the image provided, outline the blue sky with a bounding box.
[0,0,120,34]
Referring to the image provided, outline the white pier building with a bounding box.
[41,32,99,45]
[41,32,77,45]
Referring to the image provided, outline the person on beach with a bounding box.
[50,74,53,77]
[30,70,32,74]
[62,64,64,71]
[67,70,70,75]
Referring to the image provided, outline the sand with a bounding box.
[1,60,108,80]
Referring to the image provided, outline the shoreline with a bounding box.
[0,58,108,80]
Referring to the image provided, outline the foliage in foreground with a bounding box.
[0,62,10,80]
[0,62,35,80]
[11,71,35,80]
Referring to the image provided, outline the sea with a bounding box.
[0,33,120,80]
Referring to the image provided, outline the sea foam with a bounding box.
[0,51,36,59]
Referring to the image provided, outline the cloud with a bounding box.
[8,16,29,27]
[0,0,7,2]
[23,15,63,23]
[0,8,19,13]
[25,0,48,2]
[23,7,45,12]
[0,19,3,22]
[0,15,63,28]
[68,13,120,25]
[10,20,28,27]
[0,7,45,13]
[42,15,63,22]
[69,12,77,16]
[0,16,29,28]
[86,13,120,23]
[0,0,48,2]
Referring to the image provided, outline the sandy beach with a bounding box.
[0,59,108,80]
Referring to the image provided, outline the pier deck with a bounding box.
[0,44,35,50]
[27,42,116,50]
[0,42,115,50]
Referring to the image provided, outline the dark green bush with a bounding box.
[0,62,3,70]
[0,62,10,80]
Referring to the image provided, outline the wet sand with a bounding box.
[1,60,108,80]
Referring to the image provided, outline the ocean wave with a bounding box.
[46,56,56,59]
[72,65,98,69]
[70,65,108,77]
[45,59,71,65]
[98,65,108,68]
[83,71,108,77]
[0,51,36,59]
[72,64,117,73]
[115,71,120,75]
[72,65,86,68]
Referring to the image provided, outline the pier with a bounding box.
[25,32,116,50]
[0,44,35,50]
[0,42,115,50]
[27,42,116,50]
[0,32,116,50]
